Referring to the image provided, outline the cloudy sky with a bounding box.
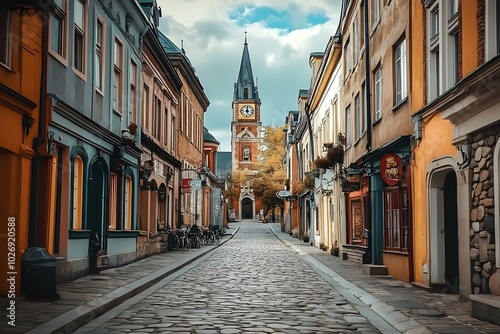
[157,0,342,151]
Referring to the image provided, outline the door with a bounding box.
[444,171,459,293]
[241,198,253,219]
[88,162,106,250]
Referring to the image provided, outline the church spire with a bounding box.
[234,30,259,102]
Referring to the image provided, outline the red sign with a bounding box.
[181,178,192,193]
[380,153,402,186]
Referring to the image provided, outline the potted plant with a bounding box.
[128,122,138,135]
[331,240,340,256]
[314,156,332,169]
[303,173,315,189]
[327,144,344,165]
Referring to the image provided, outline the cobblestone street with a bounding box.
[76,222,390,333]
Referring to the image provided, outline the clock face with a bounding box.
[240,105,254,117]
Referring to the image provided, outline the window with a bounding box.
[428,2,440,100]
[351,200,363,242]
[361,83,367,135]
[0,5,12,67]
[372,0,380,26]
[353,15,359,62]
[130,60,137,123]
[449,0,458,16]
[124,176,132,230]
[50,0,67,58]
[109,173,118,229]
[143,85,149,131]
[346,105,352,146]
[113,39,123,112]
[394,38,407,104]
[360,2,365,48]
[447,1,459,87]
[344,38,351,75]
[95,20,103,91]
[374,66,382,121]
[171,115,176,151]
[73,0,86,73]
[497,1,500,54]
[164,107,168,145]
[72,156,84,229]
[355,93,361,140]
[153,96,161,139]
[384,187,409,252]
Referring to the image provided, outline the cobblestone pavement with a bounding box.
[76,222,391,333]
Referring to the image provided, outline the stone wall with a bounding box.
[469,128,498,294]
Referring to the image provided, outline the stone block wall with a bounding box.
[469,128,498,294]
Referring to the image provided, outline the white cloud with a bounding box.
[156,0,342,151]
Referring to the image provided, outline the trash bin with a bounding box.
[21,247,59,301]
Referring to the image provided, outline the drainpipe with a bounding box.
[363,0,373,263]
[29,8,50,247]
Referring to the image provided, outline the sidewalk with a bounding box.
[267,222,500,334]
[0,226,240,334]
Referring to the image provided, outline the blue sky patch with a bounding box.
[229,5,328,32]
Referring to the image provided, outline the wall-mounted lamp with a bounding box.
[141,159,154,181]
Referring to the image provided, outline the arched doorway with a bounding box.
[87,160,107,250]
[429,166,458,292]
[241,197,253,219]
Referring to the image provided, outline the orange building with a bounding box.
[0,3,51,295]
[411,0,500,323]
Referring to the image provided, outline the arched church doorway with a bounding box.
[241,198,253,219]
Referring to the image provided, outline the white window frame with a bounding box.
[374,66,382,121]
[113,38,123,113]
[427,1,441,101]
[372,0,380,28]
[346,104,352,147]
[95,18,104,93]
[485,0,500,61]
[353,15,359,63]
[355,93,361,140]
[394,38,407,104]
[73,0,86,77]
[344,37,351,76]
[130,60,137,124]
[49,0,68,65]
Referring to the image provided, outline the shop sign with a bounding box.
[380,153,402,186]
[342,181,360,192]
[181,178,192,193]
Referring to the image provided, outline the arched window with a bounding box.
[124,175,133,230]
[73,155,84,229]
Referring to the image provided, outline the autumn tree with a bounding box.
[250,125,286,219]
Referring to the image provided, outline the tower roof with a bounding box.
[204,127,220,145]
[234,31,260,102]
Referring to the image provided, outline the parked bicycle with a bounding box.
[176,228,189,251]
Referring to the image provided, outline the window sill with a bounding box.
[392,97,408,112]
[383,249,409,256]
[372,117,382,127]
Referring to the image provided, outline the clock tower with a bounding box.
[231,32,262,219]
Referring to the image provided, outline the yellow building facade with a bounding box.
[0,4,49,295]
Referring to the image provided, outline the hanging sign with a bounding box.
[380,153,403,186]
[190,179,202,190]
[181,178,192,193]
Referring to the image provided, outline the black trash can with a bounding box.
[21,247,59,301]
